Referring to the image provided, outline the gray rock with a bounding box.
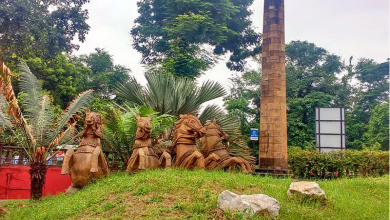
[217,190,280,218]
[287,181,326,199]
[65,185,78,194]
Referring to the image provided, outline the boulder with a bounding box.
[287,181,326,200]
[217,190,280,218]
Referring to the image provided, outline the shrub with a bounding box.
[288,147,389,179]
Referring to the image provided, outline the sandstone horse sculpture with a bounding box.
[172,113,215,170]
[61,110,109,193]
[201,119,252,173]
[126,114,171,173]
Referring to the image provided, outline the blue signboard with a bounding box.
[250,128,259,141]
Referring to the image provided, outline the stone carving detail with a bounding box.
[201,119,252,173]
[61,110,109,193]
[217,190,280,218]
[287,181,326,200]
[126,114,171,173]
[172,113,206,169]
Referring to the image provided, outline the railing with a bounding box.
[0,142,120,168]
[0,143,62,166]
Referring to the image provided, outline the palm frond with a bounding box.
[0,95,12,129]
[47,122,77,149]
[217,114,241,140]
[198,104,241,139]
[47,90,94,144]
[198,104,225,124]
[169,77,196,114]
[144,73,171,113]
[18,60,42,119]
[34,95,55,146]
[0,59,36,152]
[114,76,145,105]
[196,80,226,104]
[229,137,256,164]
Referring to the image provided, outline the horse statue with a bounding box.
[61,109,109,193]
[201,119,252,173]
[172,113,216,170]
[126,114,171,173]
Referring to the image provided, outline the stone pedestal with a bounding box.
[259,0,288,169]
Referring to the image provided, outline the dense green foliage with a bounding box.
[22,49,130,109]
[132,0,261,78]
[224,41,389,151]
[2,169,389,219]
[25,55,90,108]
[75,48,131,98]
[346,58,389,150]
[288,147,389,179]
[0,0,90,60]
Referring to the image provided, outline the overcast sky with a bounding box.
[72,0,389,105]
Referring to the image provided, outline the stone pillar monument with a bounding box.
[259,0,288,170]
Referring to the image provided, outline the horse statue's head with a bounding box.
[174,113,206,139]
[204,119,229,141]
[81,109,102,138]
[135,114,152,140]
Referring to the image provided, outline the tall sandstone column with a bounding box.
[259,0,288,169]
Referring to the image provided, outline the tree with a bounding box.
[346,58,389,149]
[132,0,261,78]
[25,55,91,109]
[224,70,260,134]
[362,103,389,150]
[0,0,90,60]
[0,60,94,199]
[76,48,131,98]
[285,41,345,147]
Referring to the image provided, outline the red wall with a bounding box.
[0,165,71,199]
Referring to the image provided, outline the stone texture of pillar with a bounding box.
[259,0,288,169]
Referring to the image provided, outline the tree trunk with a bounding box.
[29,161,48,199]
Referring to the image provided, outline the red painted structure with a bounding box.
[0,165,71,199]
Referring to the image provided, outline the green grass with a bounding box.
[1,169,388,219]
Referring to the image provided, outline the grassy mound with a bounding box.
[1,169,389,219]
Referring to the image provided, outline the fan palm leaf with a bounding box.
[198,104,241,139]
[114,76,145,105]
[114,72,226,116]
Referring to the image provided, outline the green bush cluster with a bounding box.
[288,147,389,179]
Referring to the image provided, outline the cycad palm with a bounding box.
[0,60,94,199]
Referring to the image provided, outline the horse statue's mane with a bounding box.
[172,113,200,144]
[172,113,206,169]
